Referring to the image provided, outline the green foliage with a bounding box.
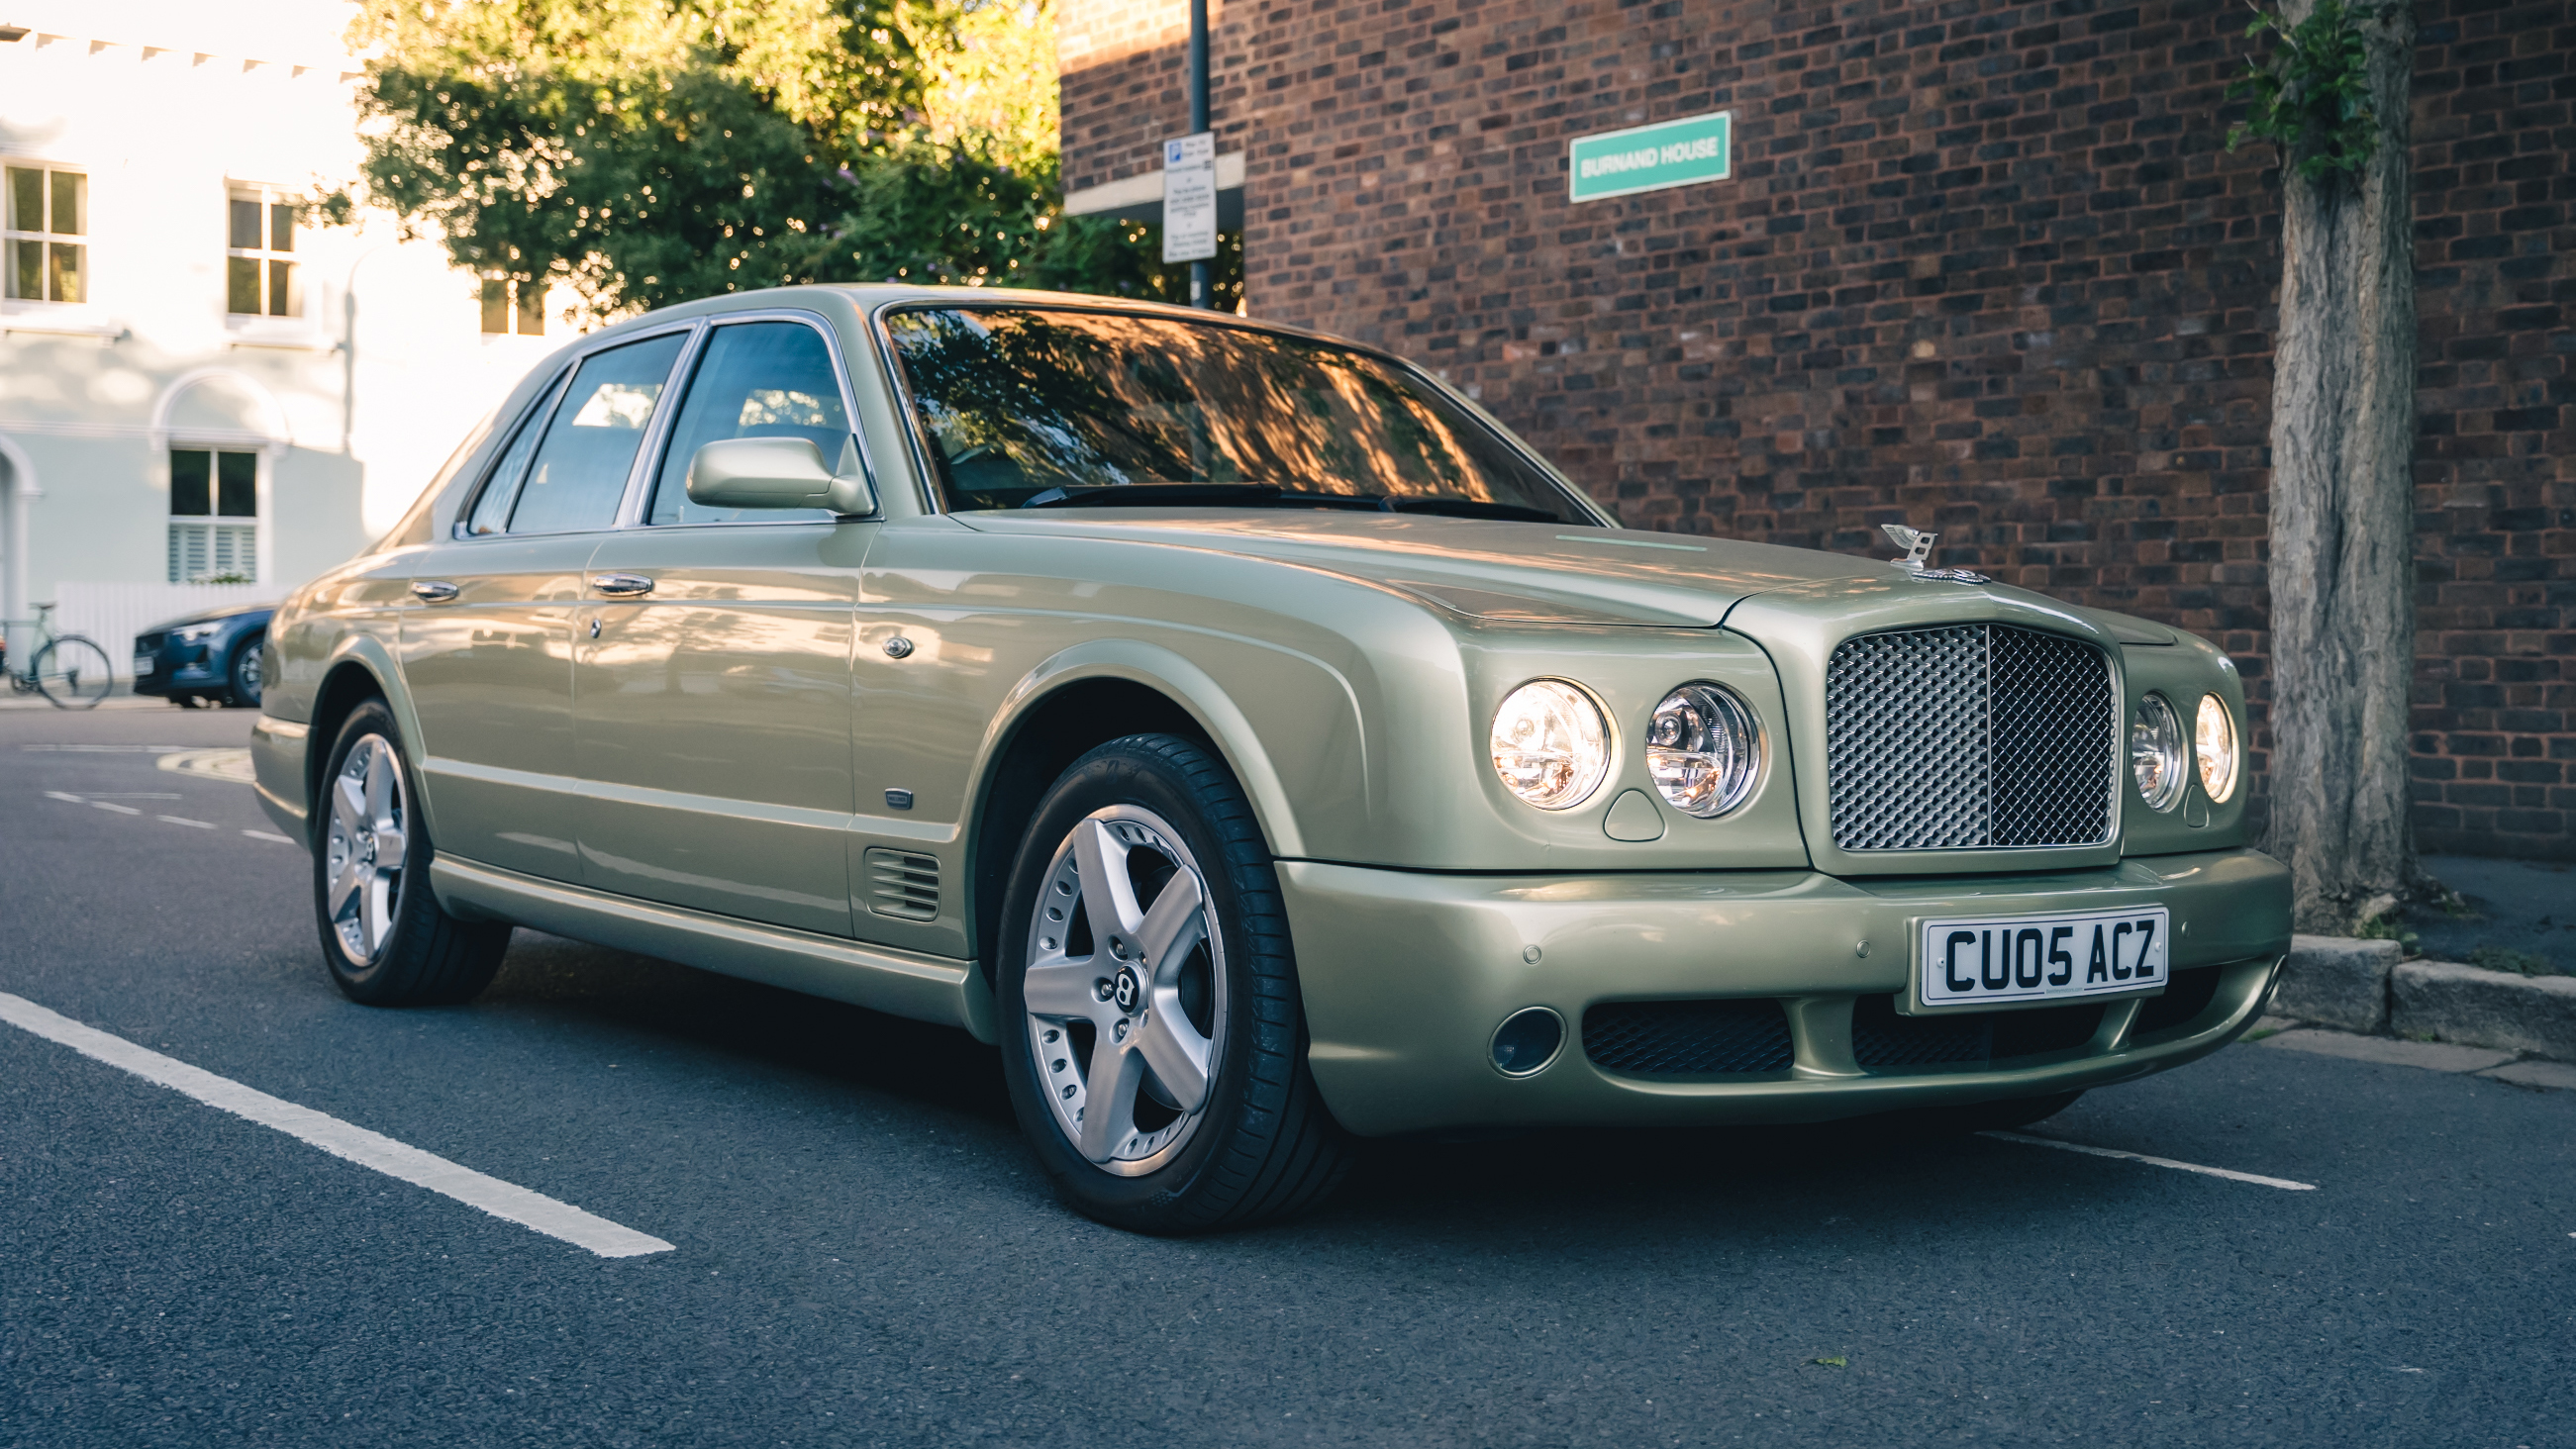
[2467,945,2558,977]
[2226,0,2385,181]
[340,0,1239,321]
[2350,914,2418,953]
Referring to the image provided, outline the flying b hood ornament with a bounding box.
[1880,524,1990,585]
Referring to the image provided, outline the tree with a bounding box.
[342,0,1237,321]
[2229,0,2423,931]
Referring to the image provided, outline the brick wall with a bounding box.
[1057,0,1252,193]
[1059,0,2576,859]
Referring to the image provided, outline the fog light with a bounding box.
[1490,1007,1564,1077]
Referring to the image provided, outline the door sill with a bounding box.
[430,856,995,1042]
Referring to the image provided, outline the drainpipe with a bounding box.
[337,242,397,454]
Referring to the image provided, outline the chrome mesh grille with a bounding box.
[1826,624,2116,851]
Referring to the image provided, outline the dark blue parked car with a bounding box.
[133,601,274,709]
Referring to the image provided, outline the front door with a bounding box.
[401,328,690,881]
[573,316,872,936]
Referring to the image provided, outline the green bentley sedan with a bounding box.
[249,285,2291,1231]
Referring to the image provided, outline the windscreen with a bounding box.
[883,307,1591,521]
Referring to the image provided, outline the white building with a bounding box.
[0,0,566,668]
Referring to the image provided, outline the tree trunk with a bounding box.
[2262,1,2422,933]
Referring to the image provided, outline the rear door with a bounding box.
[400,327,691,881]
[572,314,873,934]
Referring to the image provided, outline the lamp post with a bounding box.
[1187,0,1210,308]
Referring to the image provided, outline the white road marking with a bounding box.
[88,801,140,815]
[43,791,82,803]
[157,815,216,829]
[0,992,674,1258]
[1981,1130,2317,1192]
[18,744,190,752]
[243,829,295,844]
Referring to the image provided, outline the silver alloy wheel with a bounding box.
[238,640,262,696]
[1022,805,1227,1176]
[324,733,409,966]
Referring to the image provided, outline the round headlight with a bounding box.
[2195,692,2239,804]
[1646,683,1760,819]
[2130,693,2187,812]
[1490,680,1609,811]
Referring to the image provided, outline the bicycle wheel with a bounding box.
[34,635,115,709]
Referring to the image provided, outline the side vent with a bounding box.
[864,848,940,921]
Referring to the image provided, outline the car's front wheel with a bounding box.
[312,700,511,1006]
[226,634,264,708]
[998,734,1351,1232]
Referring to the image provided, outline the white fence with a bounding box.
[38,582,278,680]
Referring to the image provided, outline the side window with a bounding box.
[462,370,567,536]
[501,331,689,534]
[645,321,852,526]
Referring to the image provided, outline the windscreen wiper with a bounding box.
[1380,497,1566,524]
[1024,484,1380,511]
[1022,485,1565,524]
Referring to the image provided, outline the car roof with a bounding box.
[567,283,1394,367]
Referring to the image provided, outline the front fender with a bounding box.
[976,635,1369,860]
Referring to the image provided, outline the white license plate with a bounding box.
[133,656,154,676]
[1916,908,2170,1010]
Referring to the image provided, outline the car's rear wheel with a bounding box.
[997,733,1350,1233]
[313,700,511,1006]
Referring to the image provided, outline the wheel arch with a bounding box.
[962,641,1306,977]
[304,638,439,842]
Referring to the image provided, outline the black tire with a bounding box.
[997,734,1351,1233]
[313,700,511,1006]
[226,634,264,708]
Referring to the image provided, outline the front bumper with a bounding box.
[131,634,228,697]
[1281,848,2291,1136]
[248,713,311,841]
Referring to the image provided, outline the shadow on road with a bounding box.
[479,929,1014,1127]
[471,929,2116,1246]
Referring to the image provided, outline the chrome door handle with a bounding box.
[591,574,654,597]
[411,580,459,603]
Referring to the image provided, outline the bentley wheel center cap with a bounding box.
[1112,966,1141,1014]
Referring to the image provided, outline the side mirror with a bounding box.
[685,435,876,515]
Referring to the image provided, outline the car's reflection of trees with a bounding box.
[885,308,1562,511]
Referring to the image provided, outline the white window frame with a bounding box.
[163,443,273,586]
[224,181,304,320]
[479,270,547,337]
[2,157,90,308]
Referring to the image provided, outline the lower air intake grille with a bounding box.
[1850,994,2104,1069]
[1582,1000,1794,1077]
[863,848,940,921]
[2131,966,2223,1035]
[1825,623,2118,851]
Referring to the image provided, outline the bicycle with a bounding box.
[1,603,116,710]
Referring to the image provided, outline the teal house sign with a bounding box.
[1566,111,1734,203]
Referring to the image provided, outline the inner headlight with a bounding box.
[1490,680,1609,811]
[2195,693,2239,803]
[2130,693,2187,812]
[1646,683,1760,819]
[174,623,222,642]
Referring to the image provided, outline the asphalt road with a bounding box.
[3,706,2571,1448]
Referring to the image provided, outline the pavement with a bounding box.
[3,707,2572,1447]
[2413,855,2576,975]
